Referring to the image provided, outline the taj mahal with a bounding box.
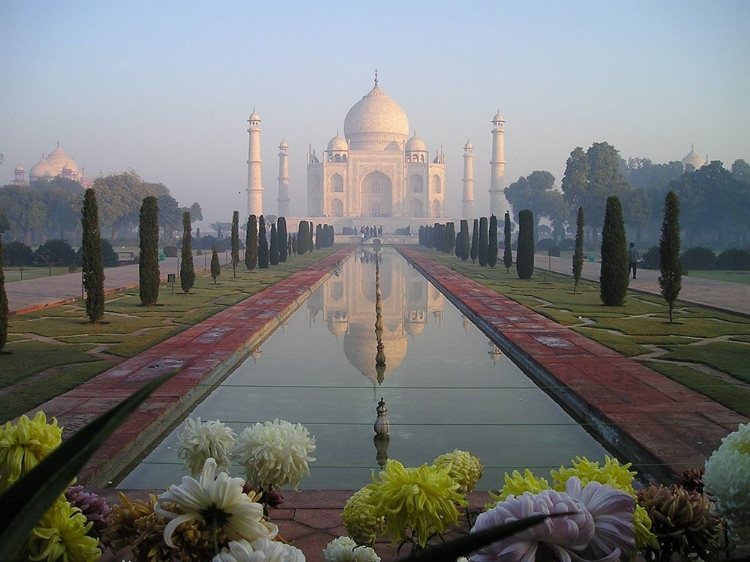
[245,74,510,230]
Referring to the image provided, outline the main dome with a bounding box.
[344,85,409,151]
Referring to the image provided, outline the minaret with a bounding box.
[277,140,290,217]
[462,140,475,219]
[489,110,508,218]
[246,110,263,217]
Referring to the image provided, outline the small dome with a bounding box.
[14,165,25,173]
[29,158,56,181]
[464,140,473,150]
[249,110,261,122]
[406,134,426,153]
[327,135,348,152]
[327,315,348,337]
[279,140,288,149]
[492,110,504,122]
[682,146,706,170]
[344,84,409,150]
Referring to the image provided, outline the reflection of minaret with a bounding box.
[247,110,263,217]
[489,110,508,218]
[462,141,475,220]
[277,140,290,217]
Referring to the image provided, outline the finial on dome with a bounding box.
[374,68,378,87]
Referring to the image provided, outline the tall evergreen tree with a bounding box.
[139,196,160,305]
[82,188,105,321]
[516,209,535,279]
[297,221,308,255]
[445,222,456,255]
[458,219,470,261]
[180,211,195,293]
[269,223,279,265]
[0,238,8,352]
[210,246,221,283]
[599,196,629,306]
[245,215,258,271]
[573,207,585,294]
[258,215,269,268]
[308,221,314,251]
[277,217,288,262]
[659,191,683,323]
[470,219,479,263]
[478,217,489,266]
[488,215,498,268]
[503,212,513,273]
[231,210,240,278]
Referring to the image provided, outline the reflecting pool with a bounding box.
[120,247,610,490]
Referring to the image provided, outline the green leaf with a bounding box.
[396,513,556,562]
[0,368,180,560]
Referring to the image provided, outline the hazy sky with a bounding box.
[2,1,749,225]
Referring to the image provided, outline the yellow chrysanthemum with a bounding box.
[26,499,101,562]
[366,460,467,548]
[490,468,551,503]
[342,487,385,546]
[552,456,658,551]
[0,411,62,491]
[432,449,484,494]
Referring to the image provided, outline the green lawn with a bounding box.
[683,269,750,285]
[415,248,750,418]
[0,249,338,422]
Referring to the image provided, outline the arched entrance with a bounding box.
[409,198,423,217]
[360,171,392,217]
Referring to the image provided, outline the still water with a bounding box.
[120,247,610,490]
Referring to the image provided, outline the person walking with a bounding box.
[628,242,639,279]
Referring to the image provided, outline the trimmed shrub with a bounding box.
[478,217,489,266]
[180,211,195,293]
[258,215,269,268]
[681,246,717,270]
[163,246,178,258]
[245,215,258,271]
[488,215,498,267]
[599,196,629,306]
[516,210,535,279]
[641,246,660,270]
[1,241,34,267]
[503,212,513,273]
[139,196,160,306]
[0,238,8,351]
[716,248,750,270]
[81,188,105,322]
[277,217,288,262]
[34,239,77,266]
[210,246,220,283]
[659,190,683,323]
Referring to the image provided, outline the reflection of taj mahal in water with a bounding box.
[246,72,510,229]
[306,247,444,384]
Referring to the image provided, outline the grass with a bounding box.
[683,269,750,285]
[415,248,750,418]
[0,249,338,422]
[4,266,79,283]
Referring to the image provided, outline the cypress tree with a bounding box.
[659,191,683,323]
[245,215,258,271]
[445,222,455,255]
[470,219,479,263]
[458,219,470,261]
[599,196,629,306]
[329,224,335,246]
[180,211,195,293]
[297,221,308,255]
[258,215,269,268]
[478,217,489,266]
[82,188,105,321]
[139,196,160,305]
[488,215,498,268]
[573,207,584,294]
[277,217,288,262]
[231,210,240,278]
[516,209,535,279]
[269,223,279,265]
[315,224,322,249]
[503,211,513,273]
[0,238,8,352]
[308,221,314,251]
[210,246,221,283]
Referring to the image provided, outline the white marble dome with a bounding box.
[406,134,426,152]
[327,135,348,152]
[344,85,409,150]
[44,146,79,176]
[29,158,56,181]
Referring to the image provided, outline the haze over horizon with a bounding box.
[2,1,749,227]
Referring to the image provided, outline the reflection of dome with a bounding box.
[344,85,409,151]
[404,311,426,336]
[406,134,426,153]
[327,315,348,337]
[343,323,407,383]
[327,135,348,152]
[682,146,706,170]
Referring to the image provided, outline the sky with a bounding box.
[2,1,749,227]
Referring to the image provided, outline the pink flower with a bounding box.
[471,489,593,562]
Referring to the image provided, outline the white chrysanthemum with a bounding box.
[212,538,305,562]
[704,423,750,554]
[233,419,316,491]
[322,536,380,562]
[177,417,236,476]
[155,458,277,548]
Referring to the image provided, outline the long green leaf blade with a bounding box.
[0,368,180,560]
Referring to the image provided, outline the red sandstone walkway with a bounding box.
[398,246,748,484]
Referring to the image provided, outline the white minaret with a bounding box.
[489,110,508,218]
[247,110,263,217]
[277,140,290,217]
[462,140,475,220]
